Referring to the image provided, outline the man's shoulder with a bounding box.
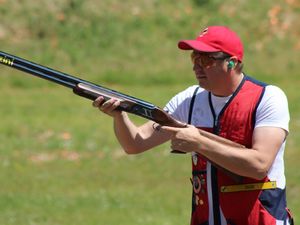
[176,85,205,98]
[264,84,286,93]
[257,84,289,116]
[263,85,287,99]
[245,75,268,87]
[244,75,287,98]
[166,85,206,111]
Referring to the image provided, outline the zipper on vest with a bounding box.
[214,116,219,131]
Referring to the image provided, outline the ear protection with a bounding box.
[228,60,235,69]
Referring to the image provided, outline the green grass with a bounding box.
[0,0,300,224]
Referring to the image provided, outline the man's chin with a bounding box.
[197,80,209,90]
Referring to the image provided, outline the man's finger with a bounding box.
[159,126,181,134]
[92,96,105,107]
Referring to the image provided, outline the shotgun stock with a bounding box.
[0,51,244,182]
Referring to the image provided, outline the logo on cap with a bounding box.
[198,28,208,38]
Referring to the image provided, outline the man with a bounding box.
[93,26,293,225]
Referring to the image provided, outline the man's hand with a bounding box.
[159,125,203,152]
[92,96,122,117]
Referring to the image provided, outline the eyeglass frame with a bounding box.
[191,51,231,67]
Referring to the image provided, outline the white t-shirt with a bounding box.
[164,84,290,188]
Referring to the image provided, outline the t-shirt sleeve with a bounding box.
[255,85,290,132]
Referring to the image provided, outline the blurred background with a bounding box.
[0,0,299,224]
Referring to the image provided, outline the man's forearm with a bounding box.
[113,112,171,154]
[198,138,265,179]
[197,127,286,180]
[113,112,143,154]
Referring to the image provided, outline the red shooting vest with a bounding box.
[190,76,291,225]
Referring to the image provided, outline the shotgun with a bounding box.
[0,51,243,182]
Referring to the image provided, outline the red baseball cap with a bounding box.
[178,26,244,62]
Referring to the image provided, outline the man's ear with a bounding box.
[227,60,235,69]
[227,56,238,70]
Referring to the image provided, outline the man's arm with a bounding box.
[93,97,171,154]
[160,125,287,180]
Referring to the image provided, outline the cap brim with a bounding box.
[178,40,219,52]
